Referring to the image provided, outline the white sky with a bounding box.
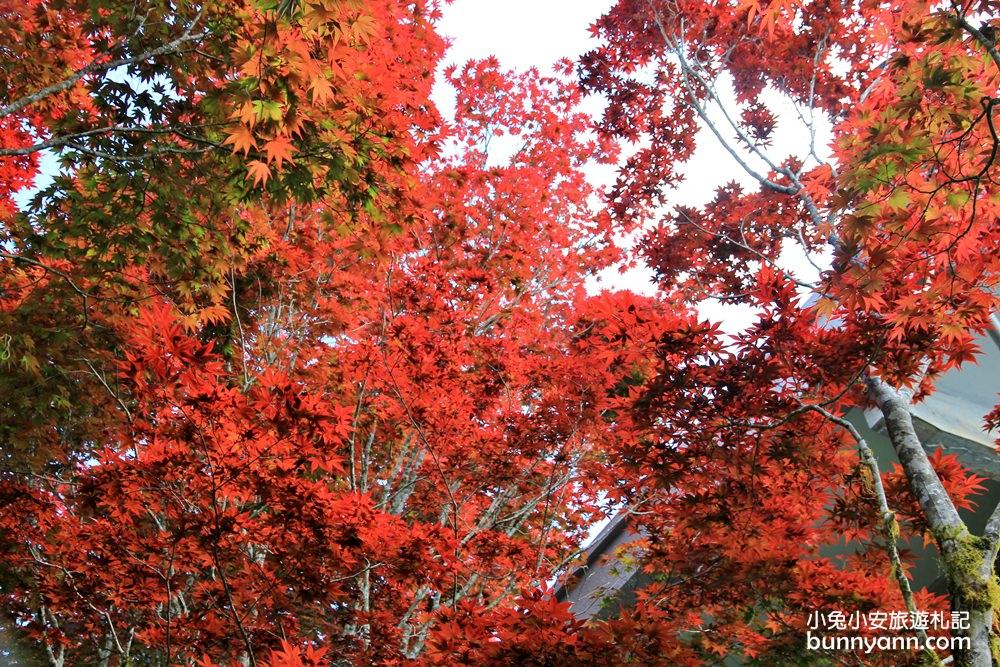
[434,0,834,333]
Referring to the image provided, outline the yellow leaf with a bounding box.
[20,354,41,376]
[813,296,837,319]
[199,305,232,326]
[351,14,378,42]
[887,188,910,210]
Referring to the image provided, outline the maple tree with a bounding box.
[0,1,636,664]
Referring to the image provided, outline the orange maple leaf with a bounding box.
[222,125,257,156]
[264,136,297,170]
[230,101,257,129]
[247,160,271,187]
[310,76,336,105]
[351,14,378,43]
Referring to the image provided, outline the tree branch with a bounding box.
[954,14,1000,70]
[803,404,937,660]
[865,375,964,534]
[0,14,207,120]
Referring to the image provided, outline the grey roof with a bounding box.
[554,513,645,620]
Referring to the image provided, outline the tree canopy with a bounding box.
[1,0,998,665]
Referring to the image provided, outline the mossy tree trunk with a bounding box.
[867,377,999,667]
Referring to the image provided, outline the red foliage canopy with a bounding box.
[1,0,999,665]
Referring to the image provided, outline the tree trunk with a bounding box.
[867,376,998,667]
